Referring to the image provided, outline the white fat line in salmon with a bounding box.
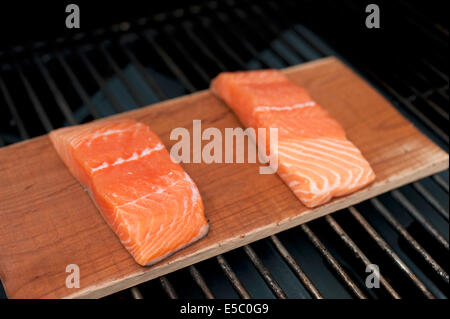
[253,101,316,113]
[169,120,279,174]
[91,143,164,172]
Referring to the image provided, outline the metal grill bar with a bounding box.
[216,255,251,299]
[33,54,78,126]
[119,40,168,100]
[74,44,134,113]
[159,276,178,299]
[433,175,449,193]
[0,76,29,139]
[421,58,448,84]
[182,21,228,71]
[397,0,448,41]
[270,235,323,299]
[77,48,123,112]
[189,265,215,299]
[246,3,309,61]
[324,215,401,299]
[243,245,287,299]
[348,207,436,298]
[53,50,101,119]
[98,43,150,108]
[412,182,449,221]
[390,72,448,121]
[300,224,367,299]
[197,17,247,69]
[130,287,143,299]
[257,0,349,78]
[163,28,212,85]
[207,8,270,68]
[402,59,447,89]
[141,31,196,93]
[99,43,146,106]
[391,190,449,250]
[262,1,330,58]
[228,8,294,66]
[349,61,448,145]
[370,198,448,284]
[16,62,53,132]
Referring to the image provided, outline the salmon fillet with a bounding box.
[211,70,376,208]
[50,119,208,266]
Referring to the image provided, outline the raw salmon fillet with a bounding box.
[50,119,208,266]
[211,70,376,208]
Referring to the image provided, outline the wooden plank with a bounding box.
[0,57,447,299]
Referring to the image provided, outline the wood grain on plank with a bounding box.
[0,57,448,298]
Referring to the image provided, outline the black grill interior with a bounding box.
[0,0,448,299]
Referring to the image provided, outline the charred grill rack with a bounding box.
[0,0,448,299]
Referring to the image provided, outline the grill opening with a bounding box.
[0,0,448,299]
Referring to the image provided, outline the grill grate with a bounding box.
[0,0,448,299]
